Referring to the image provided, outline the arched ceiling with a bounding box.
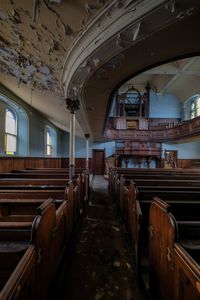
[81,6,200,141]
[118,56,200,103]
[1,0,200,140]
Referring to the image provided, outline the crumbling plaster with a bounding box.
[0,0,110,136]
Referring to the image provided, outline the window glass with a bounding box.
[5,110,16,134]
[190,97,200,119]
[46,130,51,156]
[5,109,17,154]
[190,101,195,119]
[196,97,200,116]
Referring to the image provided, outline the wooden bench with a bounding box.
[117,174,200,224]
[10,168,89,202]
[0,189,65,200]
[0,178,68,186]
[0,179,79,300]
[0,198,56,299]
[0,166,89,299]
[116,177,200,280]
[149,198,200,300]
[109,167,200,194]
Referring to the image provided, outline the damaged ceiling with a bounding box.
[1,0,200,141]
[0,0,111,136]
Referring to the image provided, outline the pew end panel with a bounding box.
[64,182,75,242]
[174,243,200,300]
[0,245,37,300]
[31,198,57,299]
[128,182,142,276]
[149,197,177,300]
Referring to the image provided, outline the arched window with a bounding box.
[190,97,200,119]
[46,129,51,156]
[5,109,17,155]
[45,126,57,157]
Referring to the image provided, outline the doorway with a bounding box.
[92,149,105,175]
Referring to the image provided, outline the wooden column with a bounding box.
[66,98,79,179]
[85,133,90,173]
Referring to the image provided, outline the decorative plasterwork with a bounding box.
[62,0,199,137]
[62,0,167,95]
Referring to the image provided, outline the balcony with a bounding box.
[104,116,200,142]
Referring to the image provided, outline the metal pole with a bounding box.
[69,112,75,179]
[85,134,90,172]
[66,98,79,180]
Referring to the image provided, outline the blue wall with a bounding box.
[149,92,181,119]
[0,84,67,157]
[92,141,115,157]
[61,136,116,159]
[162,141,200,159]
[73,138,116,158]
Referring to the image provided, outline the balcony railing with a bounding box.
[104,116,200,142]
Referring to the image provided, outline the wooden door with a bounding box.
[92,149,105,175]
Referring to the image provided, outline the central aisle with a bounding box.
[58,175,146,300]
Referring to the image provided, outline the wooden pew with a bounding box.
[112,171,200,197]
[0,198,56,299]
[0,173,70,179]
[117,175,200,231]
[149,198,200,300]
[0,190,65,200]
[0,165,87,299]
[0,178,68,186]
[0,179,79,300]
[9,168,89,202]
[117,177,200,280]
[109,167,200,194]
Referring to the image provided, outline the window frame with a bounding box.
[5,108,17,155]
[189,97,200,119]
[45,128,52,156]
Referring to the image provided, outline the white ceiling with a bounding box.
[119,56,200,103]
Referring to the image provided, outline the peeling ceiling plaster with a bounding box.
[1,0,200,141]
[0,0,111,135]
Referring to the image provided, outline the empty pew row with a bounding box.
[109,168,200,192]
[109,167,200,193]
[0,169,87,299]
[9,167,89,202]
[0,172,85,215]
[0,187,78,299]
[149,198,200,300]
[116,175,200,225]
[0,193,74,300]
[120,181,200,268]
[112,171,200,295]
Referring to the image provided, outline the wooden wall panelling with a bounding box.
[0,157,62,173]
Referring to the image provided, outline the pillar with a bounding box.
[66,98,79,180]
[84,133,90,173]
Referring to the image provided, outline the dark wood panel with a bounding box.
[0,158,62,173]
[0,157,94,173]
[61,158,92,170]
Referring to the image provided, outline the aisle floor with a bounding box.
[58,175,146,300]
